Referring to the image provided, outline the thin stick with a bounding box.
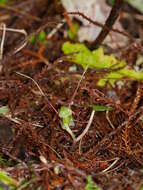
[47,19,65,39]
[106,110,115,129]
[67,11,131,40]
[0,4,41,22]
[0,27,27,35]
[75,110,95,142]
[2,147,27,168]
[99,157,119,174]
[16,72,58,115]
[0,23,6,60]
[69,66,88,106]
[0,26,27,56]
[39,143,62,160]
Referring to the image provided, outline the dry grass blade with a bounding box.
[15,72,58,115]
[75,110,95,143]
[0,23,6,60]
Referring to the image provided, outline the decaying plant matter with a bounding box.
[0,0,143,190]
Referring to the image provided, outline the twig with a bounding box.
[106,110,115,129]
[2,20,65,63]
[67,10,131,40]
[2,147,27,168]
[0,15,10,22]
[99,157,120,174]
[85,104,143,157]
[0,23,6,60]
[39,143,62,160]
[0,26,27,35]
[69,66,88,106]
[47,19,66,39]
[92,0,124,48]
[0,4,41,22]
[75,110,95,142]
[0,25,27,58]
[16,72,58,115]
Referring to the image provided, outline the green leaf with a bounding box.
[62,42,124,70]
[67,22,79,40]
[39,30,47,42]
[62,42,143,86]
[98,68,143,86]
[59,106,75,140]
[29,34,36,45]
[85,176,100,190]
[29,31,48,45]
[62,41,90,55]
[0,106,10,115]
[139,185,143,190]
[59,106,72,118]
[0,171,18,187]
[92,105,113,112]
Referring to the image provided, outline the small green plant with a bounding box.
[92,105,113,112]
[0,171,19,188]
[85,175,100,190]
[62,42,143,86]
[38,30,47,42]
[59,106,75,140]
[62,41,124,69]
[67,22,79,40]
[0,0,7,5]
[29,30,48,45]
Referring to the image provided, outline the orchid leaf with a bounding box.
[59,106,75,140]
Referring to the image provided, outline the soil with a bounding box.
[0,1,143,190]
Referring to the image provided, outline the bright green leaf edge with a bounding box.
[59,106,75,140]
[0,0,7,5]
[62,42,143,86]
[92,105,113,112]
[85,175,101,190]
[0,171,18,187]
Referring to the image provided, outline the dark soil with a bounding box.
[0,1,143,190]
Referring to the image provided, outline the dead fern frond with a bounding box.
[122,83,143,154]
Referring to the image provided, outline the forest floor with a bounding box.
[0,1,143,189]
